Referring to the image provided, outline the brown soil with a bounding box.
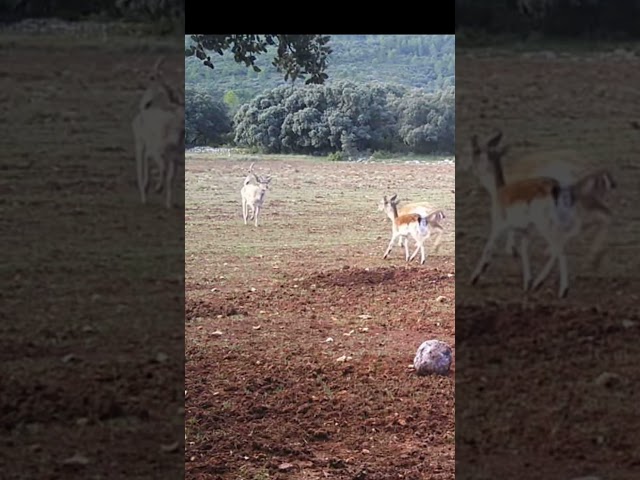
[185,158,455,479]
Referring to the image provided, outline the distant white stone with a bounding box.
[413,340,452,376]
[186,146,237,155]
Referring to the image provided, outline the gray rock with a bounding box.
[413,340,452,376]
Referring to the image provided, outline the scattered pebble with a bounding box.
[155,352,168,363]
[62,354,77,363]
[62,453,90,466]
[594,372,622,388]
[160,442,180,453]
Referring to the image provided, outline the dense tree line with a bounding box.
[184,35,455,157]
[185,88,231,148]
[231,82,454,156]
[456,0,640,38]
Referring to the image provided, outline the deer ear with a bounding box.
[389,194,398,202]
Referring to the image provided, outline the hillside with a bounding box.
[185,35,455,104]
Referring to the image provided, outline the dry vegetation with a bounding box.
[185,155,455,479]
[456,48,640,479]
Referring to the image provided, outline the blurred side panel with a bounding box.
[456,1,640,478]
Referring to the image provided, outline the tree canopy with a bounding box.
[185,35,332,85]
[233,81,454,156]
[185,88,232,148]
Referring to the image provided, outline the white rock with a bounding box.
[413,340,452,376]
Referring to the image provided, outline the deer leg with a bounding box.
[470,225,503,285]
[383,234,399,259]
[557,250,569,298]
[242,198,248,224]
[164,157,175,209]
[531,231,567,294]
[136,145,149,204]
[517,234,532,291]
[533,237,570,298]
[586,204,612,269]
[505,230,519,258]
[410,239,427,265]
[403,236,410,261]
[531,251,557,292]
[432,226,443,254]
[155,157,165,193]
[408,239,421,263]
[408,233,427,264]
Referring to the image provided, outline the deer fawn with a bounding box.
[469,131,615,298]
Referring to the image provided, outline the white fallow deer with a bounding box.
[240,163,272,227]
[132,56,185,208]
[132,104,184,208]
[380,194,445,265]
[469,131,616,268]
[468,132,616,298]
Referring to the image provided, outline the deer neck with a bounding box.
[484,154,507,212]
[390,202,400,220]
[491,155,506,190]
